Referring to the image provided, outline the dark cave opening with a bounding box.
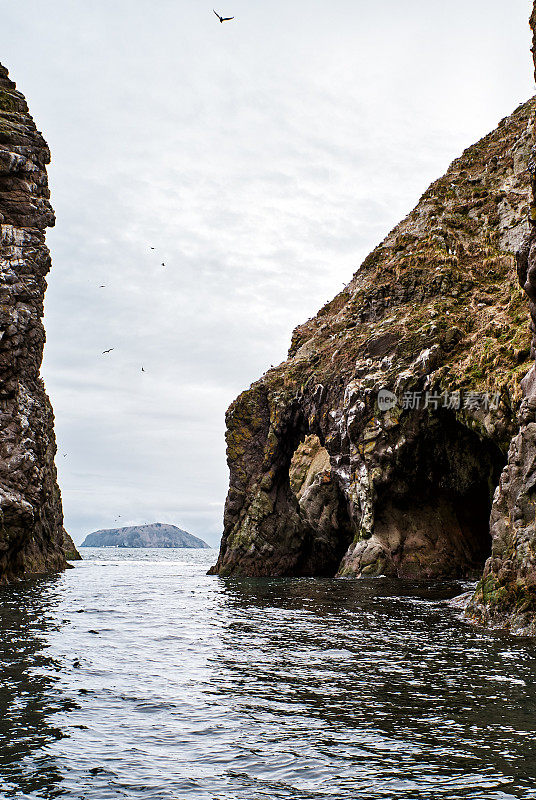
[274,411,505,580]
[372,411,506,579]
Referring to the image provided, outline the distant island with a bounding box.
[80,523,211,549]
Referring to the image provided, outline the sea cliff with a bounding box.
[210,93,534,581]
[463,3,536,635]
[210,8,536,624]
[0,64,76,581]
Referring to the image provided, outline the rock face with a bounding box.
[210,93,535,580]
[81,523,210,549]
[464,5,536,635]
[63,528,82,561]
[0,64,75,582]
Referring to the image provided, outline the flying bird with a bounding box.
[161,262,165,267]
[99,285,106,288]
[102,348,114,354]
[150,247,155,250]
[141,367,145,373]
[214,9,234,22]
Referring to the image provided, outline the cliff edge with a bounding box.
[210,91,534,581]
[0,63,77,581]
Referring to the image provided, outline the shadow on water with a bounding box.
[0,576,75,798]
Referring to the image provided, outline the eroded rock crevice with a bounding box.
[340,411,503,579]
[213,379,506,580]
[210,395,356,577]
[289,435,356,577]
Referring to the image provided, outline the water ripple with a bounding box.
[0,550,536,798]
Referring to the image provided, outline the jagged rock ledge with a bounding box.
[0,63,78,582]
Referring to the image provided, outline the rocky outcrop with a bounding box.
[81,523,210,549]
[63,529,82,561]
[463,4,536,635]
[0,63,76,582]
[210,91,535,580]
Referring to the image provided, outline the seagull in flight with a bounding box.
[102,348,114,354]
[141,367,145,373]
[214,9,234,22]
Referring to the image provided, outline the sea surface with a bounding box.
[1,548,536,800]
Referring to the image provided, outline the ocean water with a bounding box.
[1,548,536,800]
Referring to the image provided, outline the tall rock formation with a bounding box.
[211,4,536,638]
[464,5,536,635]
[211,92,534,580]
[0,63,75,582]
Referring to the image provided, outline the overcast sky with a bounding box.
[0,1,534,546]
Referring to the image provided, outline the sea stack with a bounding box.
[210,0,536,608]
[210,92,534,582]
[0,64,76,581]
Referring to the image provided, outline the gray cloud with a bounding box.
[0,0,533,544]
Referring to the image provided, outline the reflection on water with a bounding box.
[0,549,536,799]
[0,577,74,798]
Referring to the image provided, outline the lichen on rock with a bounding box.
[0,63,78,582]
